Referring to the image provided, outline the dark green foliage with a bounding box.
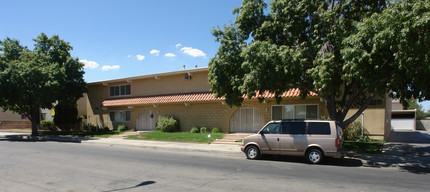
[54,102,78,125]
[211,127,221,133]
[200,127,208,133]
[343,141,384,153]
[83,122,97,132]
[102,126,110,132]
[117,124,128,132]
[190,126,200,133]
[157,116,180,132]
[209,0,430,129]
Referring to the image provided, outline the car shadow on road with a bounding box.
[258,155,363,167]
[0,134,98,143]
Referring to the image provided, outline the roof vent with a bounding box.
[184,74,192,80]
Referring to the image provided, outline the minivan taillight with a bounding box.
[335,138,339,147]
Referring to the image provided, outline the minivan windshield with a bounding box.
[260,123,280,134]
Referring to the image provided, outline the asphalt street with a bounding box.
[0,141,429,192]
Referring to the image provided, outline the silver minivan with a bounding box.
[241,120,343,164]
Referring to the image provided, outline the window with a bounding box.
[109,111,131,122]
[272,104,318,120]
[110,85,131,97]
[307,122,331,135]
[281,122,306,134]
[260,123,280,134]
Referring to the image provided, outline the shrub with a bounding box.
[200,127,208,133]
[102,126,110,132]
[117,124,128,132]
[41,120,56,131]
[190,126,200,133]
[211,127,220,133]
[343,120,369,141]
[157,116,180,132]
[83,122,97,132]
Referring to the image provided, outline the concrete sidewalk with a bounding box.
[85,137,244,156]
[0,131,244,157]
[1,131,430,172]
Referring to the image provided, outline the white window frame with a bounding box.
[271,104,319,120]
[109,110,131,122]
[109,84,131,97]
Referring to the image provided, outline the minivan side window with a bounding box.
[281,122,306,134]
[308,122,331,135]
[260,123,280,134]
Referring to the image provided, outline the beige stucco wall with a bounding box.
[0,109,27,121]
[82,68,387,136]
[345,98,389,139]
[86,96,325,132]
[85,70,213,130]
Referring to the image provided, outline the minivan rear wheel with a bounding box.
[306,148,323,164]
[245,145,260,160]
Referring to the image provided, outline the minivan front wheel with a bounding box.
[245,145,260,160]
[306,148,323,164]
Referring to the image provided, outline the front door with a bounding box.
[230,106,264,133]
[136,110,156,131]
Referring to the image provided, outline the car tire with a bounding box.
[245,145,260,160]
[306,148,323,164]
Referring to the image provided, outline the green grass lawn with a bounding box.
[126,131,224,143]
[42,130,130,138]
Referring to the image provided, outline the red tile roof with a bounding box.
[102,88,318,107]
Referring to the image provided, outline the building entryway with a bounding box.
[136,110,157,131]
[230,106,264,133]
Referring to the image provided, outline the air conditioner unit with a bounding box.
[184,75,191,80]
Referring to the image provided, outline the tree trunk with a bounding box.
[29,108,41,136]
[30,119,39,137]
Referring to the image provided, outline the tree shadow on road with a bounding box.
[0,134,98,143]
[347,143,430,174]
[103,181,156,192]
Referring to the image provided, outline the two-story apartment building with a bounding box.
[83,67,391,139]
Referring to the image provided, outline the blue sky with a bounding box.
[1,0,429,111]
[0,0,243,82]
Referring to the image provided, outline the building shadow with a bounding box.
[386,131,430,143]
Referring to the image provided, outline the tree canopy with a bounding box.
[209,0,430,128]
[0,33,86,136]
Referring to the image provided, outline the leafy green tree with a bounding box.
[209,0,430,128]
[0,33,86,136]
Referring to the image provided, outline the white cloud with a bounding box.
[136,54,145,60]
[101,65,120,71]
[127,55,131,58]
[164,53,176,57]
[176,43,182,48]
[80,59,99,69]
[150,49,160,56]
[180,47,206,57]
